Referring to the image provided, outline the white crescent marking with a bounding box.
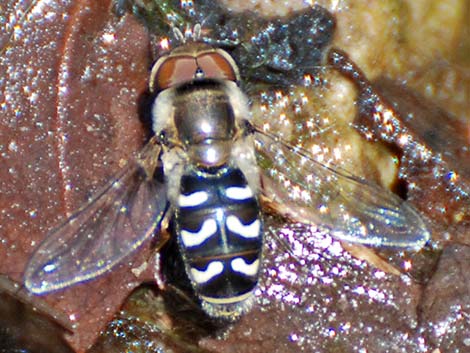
[231,257,259,276]
[226,216,260,238]
[180,218,217,247]
[190,261,224,284]
[225,185,254,200]
[178,191,208,207]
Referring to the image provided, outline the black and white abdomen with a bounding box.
[173,166,262,318]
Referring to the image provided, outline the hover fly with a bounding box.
[24,26,430,319]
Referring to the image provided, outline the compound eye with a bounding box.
[149,47,240,92]
[197,50,239,83]
[150,55,198,92]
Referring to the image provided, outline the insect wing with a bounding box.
[254,129,430,250]
[25,140,167,294]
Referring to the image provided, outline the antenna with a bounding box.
[172,26,186,43]
[193,23,202,41]
[172,23,202,44]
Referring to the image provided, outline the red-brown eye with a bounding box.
[197,51,238,82]
[149,45,240,92]
[150,56,199,92]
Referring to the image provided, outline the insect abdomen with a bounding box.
[174,167,262,318]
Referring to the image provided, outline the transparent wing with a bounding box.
[253,127,430,250]
[24,138,167,294]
